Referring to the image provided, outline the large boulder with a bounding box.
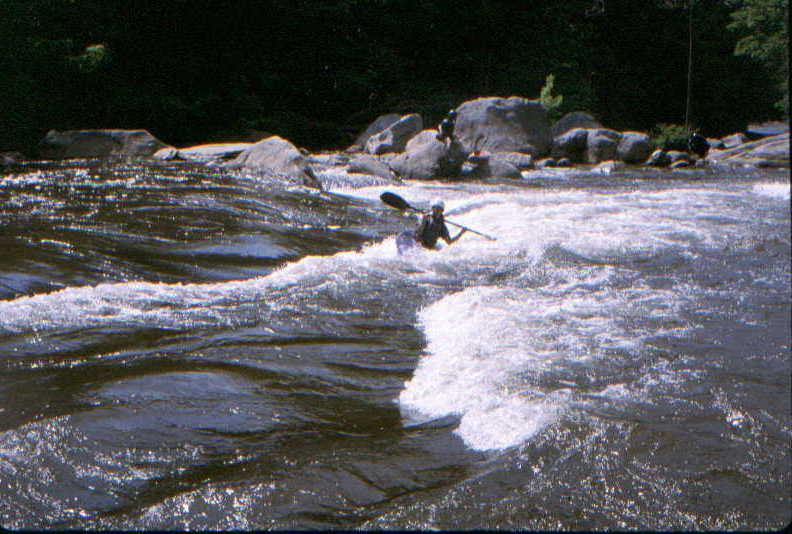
[461,152,523,179]
[365,113,423,155]
[551,111,602,138]
[154,143,252,162]
[223,135,322,189]
[346,154,398,181]
[617,132,652,164]
[646,149,670,167]
[348,113,402,152]
[389,129,468,180]
[721,132,748,149]
[551,127,589,162]
[746,121,789,139]
[38,129,168,159]
[706,133,789,168]
[585,128,622,164]
[453,96,552,157]
[1,151,25,167]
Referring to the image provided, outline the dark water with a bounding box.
[0,160,789,530]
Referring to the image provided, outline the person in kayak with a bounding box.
[397,199,466,252]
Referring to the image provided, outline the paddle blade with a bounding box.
[380,192,413,211]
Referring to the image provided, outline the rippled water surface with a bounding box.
[0,160,789,530]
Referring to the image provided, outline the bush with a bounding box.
[651,123,689,151]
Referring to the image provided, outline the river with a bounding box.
[0,160,789,530]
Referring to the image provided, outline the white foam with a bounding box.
[398,262,694,451]
[753,181,790,200]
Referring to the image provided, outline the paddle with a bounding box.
[380,192,497,241]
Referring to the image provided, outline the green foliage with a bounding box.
[539,74,564,116]
[651,123,690,151]
[0,0,785,154]
[68,44,111,73]
[729,0,789,116]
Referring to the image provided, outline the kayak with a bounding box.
[396,231,420,255]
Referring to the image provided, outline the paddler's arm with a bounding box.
[442,224,467,244]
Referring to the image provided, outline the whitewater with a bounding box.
[0,162,788,529]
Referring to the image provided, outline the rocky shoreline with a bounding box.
[2,96,789,188]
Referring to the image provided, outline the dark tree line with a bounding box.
[1,0,787,155]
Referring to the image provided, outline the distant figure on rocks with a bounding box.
[436,110,458,146]
[687,132,710,158]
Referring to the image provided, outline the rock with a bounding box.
[462,152,522,179]
[39,129,169,159]
[152,147,179,161]
[390,129,468,180]
[551,127,589,162]
[364,114,423,155]
[223,135,322,189]
[556,157,572,167]
[585,128,621,164]
[494,151,535,170]
[687,133,709,158]
[669,159,691,169]
[551,111,602,137]
[646,149,670,167]
[178,143,252,162]
[347,154,398,181]
[0,152,25,167]
[707,137,725,150]
[746,121,789,139]
[667,151,691,165]
[706,133,789,168]
[592,160,625,174]
[154,143,253,163]
[348,113,402,152]
[454,96,552,157]
[721,132,748,149]
[617,131,652,164]
[306,152,349,169]
[536,157,557,168]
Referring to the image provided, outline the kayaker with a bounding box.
[397,199,466,252]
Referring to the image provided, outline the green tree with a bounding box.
[539,74,564,118]
[729,0,789,116]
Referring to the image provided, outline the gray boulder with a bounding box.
[453,96,552,157]
[706,133,789,168]
[646,149,670,167]
[551,127,589,162]
[348,113,402,152]
[585,128,622,164]
[592,160,626,174]
[551,111,602,138]
[617,132,652,164]
[364,114,422,155]
[707,137,725,150]
[390,129,468,180]
[494,151,535,170]
[667,151,691,165]
[39,129,169,159]
[0,152,25,167]
[154,143,252,162]
[721,132,748,148]
[746,121,789,138]
[347,154,398,181]
[462,152,522,179]
[223,135,322,189]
